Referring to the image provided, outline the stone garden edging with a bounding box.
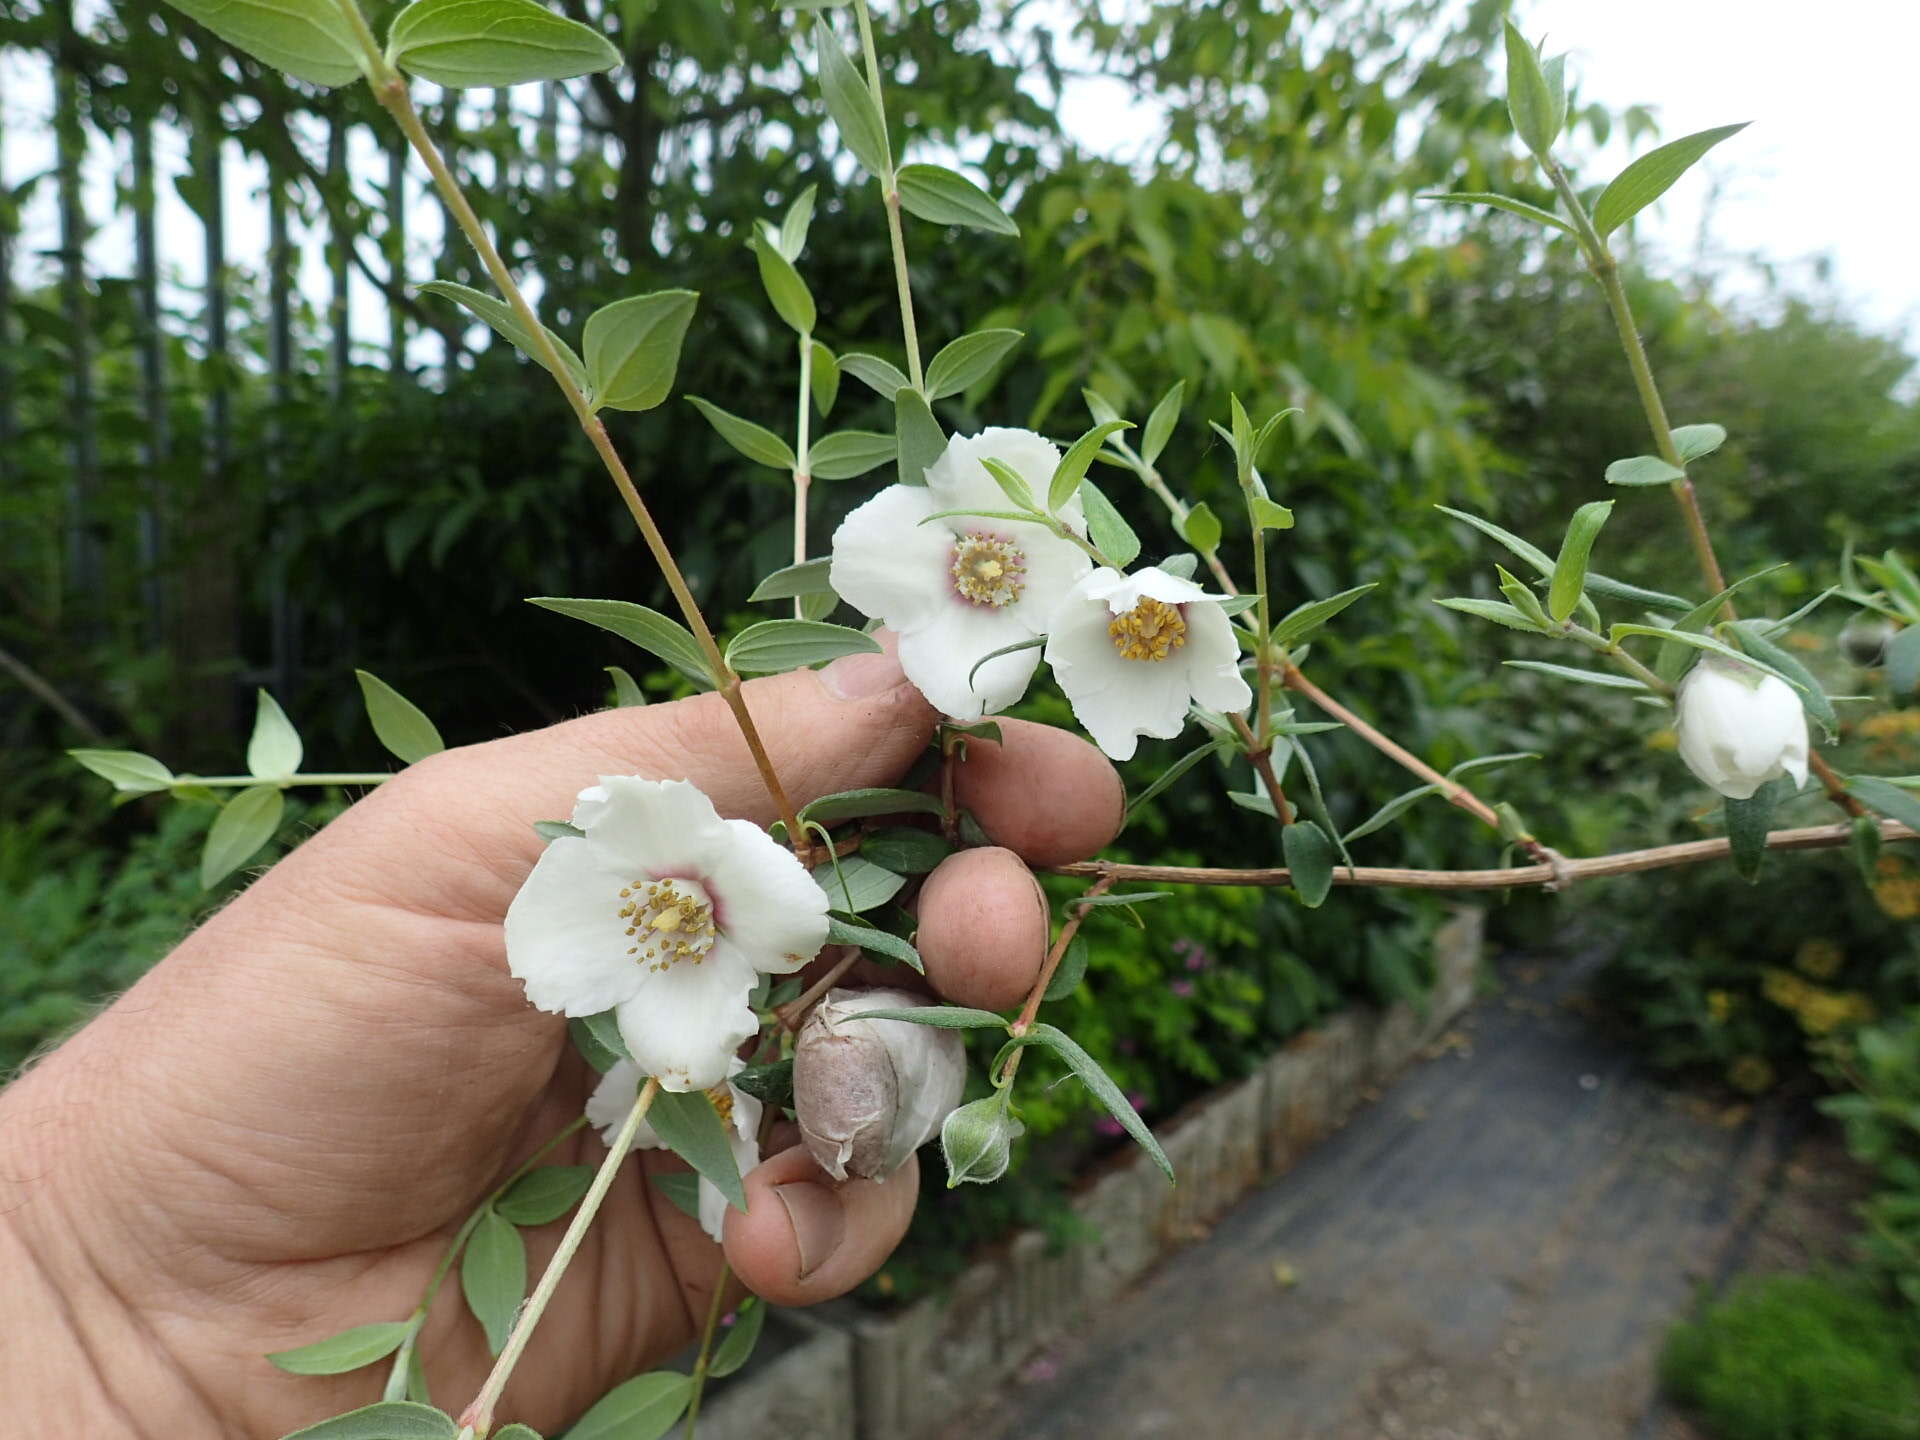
[688,907,1485,1439]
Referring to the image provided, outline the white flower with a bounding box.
[830,427,1094,719]
[1674,656,1810,800]
[587,1058,760,1243]
[504,777,827,1092]
[1042,565,1253,761]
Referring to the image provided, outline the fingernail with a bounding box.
[774,1180,845,1281]
[821,631,906,700]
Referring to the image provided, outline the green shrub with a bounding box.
[1661,1273,1920,1440]
[1823,1009,1920,1311]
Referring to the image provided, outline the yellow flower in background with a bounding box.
[1786,631,1825,653]
[1645,727,1678,752]
[1873,863,1920,920]
[1796,989,1856,1035]
[1762,967,1809,1010]
[1795,938,1845,980]
[1705,990,1735,1025]
[1859,709,1920,740]
[1728,1056,1775,1094]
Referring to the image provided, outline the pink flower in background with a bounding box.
[1169,978,1194,998]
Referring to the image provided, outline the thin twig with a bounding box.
[1051,819,1916,891]
[682,1259,734,1438]
[1231,712,1294,824]
[775,949,862,1031]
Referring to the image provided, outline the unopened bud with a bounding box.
[793,988,966,1182]
[940,1094,1023,1187]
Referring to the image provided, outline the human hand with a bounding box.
[0,638,1123,1437]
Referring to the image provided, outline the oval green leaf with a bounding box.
[751,235,816,336]
[68,748,174,794]
[687,396,797,471]
[645,1090,746,1212]
[1592,122,1749,238]
[895,162,1018,236]
[1605,454,1688,487]
[925,328,1022,400]
[201,783,284,888]
[281,1401,458,1440]
[707,1295,766,1379]
[724,619,880,674]
[526,597,713,687]
[811,19,890,179]
[419,280,587,392]
[354,670,445,765]
[162,0,363,87]
[582,290,698,413]
[567,1372,694,1440]
[387,0,621,88]
[1282,820,1336,908]
[268,1322,412,1377]
[461,1209,526,1356]
[494,1165,594,1226]
[807,430,896,481]
[246,689,302,778]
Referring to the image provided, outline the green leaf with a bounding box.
[1141,380,1185,467]
[651,1171,703,1221]
[749,558,835,603]
[419,281,587,392]
[569,1013,628,1073]
[1342,782,1439,844]
[799,786,945,825]
[494,1166,594,1226]
[161,0,362,87]
[848,1005,1009,1030]
[247,689,303,778]
[1845,776,1920,836]
[1605,454,1688,487]
[1178,500,1222,554]
[1592,123,1749,237]
[1079,479,1140,568]
[354,670,445,765]
[268,1322,412,1377]
[825,916,923,972]
[1418,191,1572,234]
[687,396,797,471]
[1852,812,1884,884]
[526,597,712,687]
[1020,1023,1171,1182]
[1125,739,1223,816]
[68,748,174,794]
[1503,660,1651,692]
[781,185,818,260]
[1502,20,1560,157]
[1044,934,1091,1002]
[533,819,585,842]
[925,328,1022,400]
[1435,597,1549,634]
[1725,778,1781,884]
[461,1209,526,1356]
[1270,583,1377,648]
[1548,500,1613,623]
[567,1371,694,1440]
[809,339,839,415]
[281,1402,459,1440]
[840,352,911,399]
[1249,496,1294,533]
[1049,421,1132,514]
[1282,820,1335,908]
[894,163,1018,236]
[1497,564,1552,629]
[980,457,1041,514]
[725,619,880,673]
[1433,506,1553,577]
[858,826,952,874]
[387,0,620,87]
[812,854,906,912]
[1883,625,1920,696]
[895,388,946,487]
[812,19,890,179]
[731,1060,794,1107]
[1671,423,1728,463]
[1584,573,1690,612]
[808,430,895,481]
[708,1295,767,1379]
[750,235,816,336]
[606,666,647,708]
[494,1429,542,1440]
[201,784,284,887]
[645,1090,746,1212]
[582,290,698,413]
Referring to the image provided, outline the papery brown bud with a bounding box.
[793,987,967,1182]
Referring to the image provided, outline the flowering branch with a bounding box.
[456,1078,661,1439]
[1053,818,1916,892]
[330,0,805,848]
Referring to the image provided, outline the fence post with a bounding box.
[387,138,408,376]
[55,0,103,616]
[267,164,299,697]
[132,115,171,643]
[328,115,352,399]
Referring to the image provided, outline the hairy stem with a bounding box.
[176,772,394,789]
[775,949,861,1031]
[1230,712,1294,825]
[999,873,1114,1085]
[1053,818,1915,891]
[334,8,803,846]
[851,0,924,391]
[457,1080,660,1437]
[793,335,814,618]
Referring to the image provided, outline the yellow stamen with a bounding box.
[621,878,717,972]
[951,533,1027,607]
[1108,596,1188,662]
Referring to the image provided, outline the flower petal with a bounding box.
[928,428,1073,531]
[585,1060,646,1142]
[903,603,1046,719]
[708,819,830,972]
[829,484,952,634]
[615,940,762,1092]
[572,776,735,880]
[1183,602,1254,716]
[504,836,648,1016]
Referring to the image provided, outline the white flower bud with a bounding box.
[1674,656,1810,800]
[793,988,967,1182]
[940,1093,1023,1186]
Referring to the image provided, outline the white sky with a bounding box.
[2,0,1914,367]
[1528,0,1918,343]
